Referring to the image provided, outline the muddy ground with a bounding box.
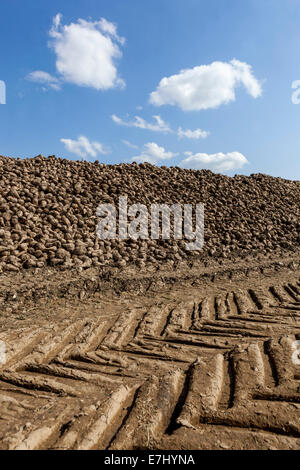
[0,252,300,450]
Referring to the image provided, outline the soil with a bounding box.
[0,156,299,450]
[0,252,300,450]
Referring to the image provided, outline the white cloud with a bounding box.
[48,14,125,90]
[61,135,108,159]
[180,151,249,172]
[112,114,171,133]
[150,59,262,111]
[26,70,61,90]
[177,127,209,139]
[132,142,178,164]
[113,113,211,140]
[122,140,139,149]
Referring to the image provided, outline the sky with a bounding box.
[1,0,300,179]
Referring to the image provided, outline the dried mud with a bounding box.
[0,254,300,450]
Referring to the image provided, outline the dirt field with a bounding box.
[0,156,299,450]
[0,253,300,450]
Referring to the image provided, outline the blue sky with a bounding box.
[1,0,300,178]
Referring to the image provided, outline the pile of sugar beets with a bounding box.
[0,154,299,273]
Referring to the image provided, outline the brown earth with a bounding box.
[0,253,300,450]
[0,156,300,450]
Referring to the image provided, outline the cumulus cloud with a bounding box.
[177,127,209,139]
[132,142,178,164]
[180,151,249,172]
[47,13,125,90]
[112,114,171,133]
[150,59,262,111]
[26,70,61,90]
[61,135,108,159]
